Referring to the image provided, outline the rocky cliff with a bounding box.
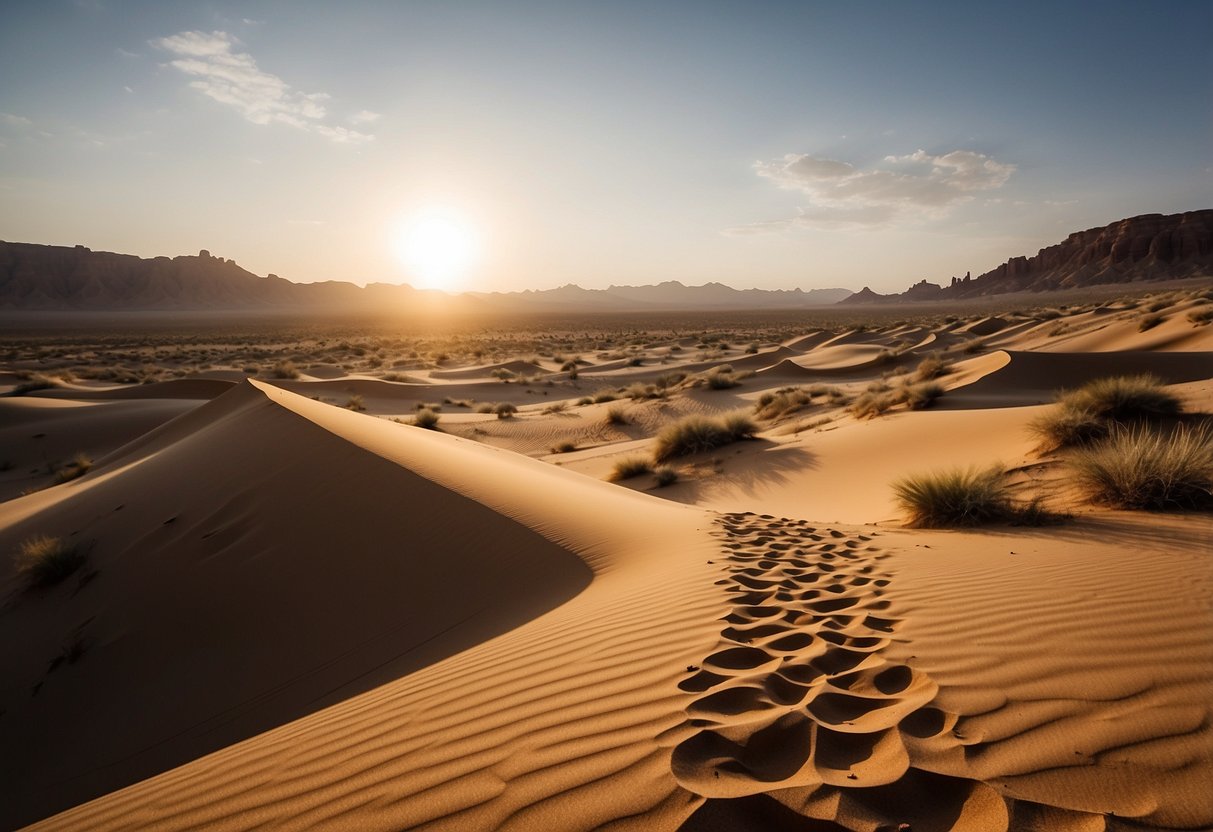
[842,210,1213,304]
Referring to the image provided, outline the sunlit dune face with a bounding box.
[394,211,478,291]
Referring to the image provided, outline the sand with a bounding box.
[1,286,1211,831]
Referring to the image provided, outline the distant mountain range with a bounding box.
[842,210,1213,304]
[0,241,850,313]
[2,209,1208,313]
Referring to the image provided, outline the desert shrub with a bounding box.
[610,456,652,481]
[653,465,679,487]
[913,354,954,382]
[242,365,259,374]
[605,404,629,425]
[755,388,812,420]
[1187,308,1213,325]
[345,395,366,412]
[592,389,618,403]
[54,453,93,484]
[542,401,568,414]
[904,382,944,410]
[270,361,299,379]
[576,396,593,406]
[1145,299,1172,313]
[961,339,986,355]
[491,368,516,381]
[383,372,422,383]
[700,365,739,390]
[476,403,495,414]
[553,441,577,453]
[626,382,660,400]
[413,408,441,430]
[892,466,1014,527]
[11,374,61,395]
[495,402,518,419]
[1030,374,1181,450]
[655,372,687,389]
[849,390,899,419]
[1138,313,1164,332]
[653,412,756,462]
[1068,424,1213,510]
[13,535,85,588]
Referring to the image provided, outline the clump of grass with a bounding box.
[495,402,518,419]
[1187,308,1213,325]
[413,408,441,430]
[653,412,757,462]
[345,395,366,412]
[755,388,813,421]
[849,390,899,419]
[1138,313,1165,332]
[475,402,495,414]
[1069,424,1213,510]
[913,354,954,382]
[542,401,568,414]
[893,466,1014,527]
[903,381,944,410]
[610,456,652,481]
[13,535,85,588]
[54,453,93,484]
[652,465,679,487]
[592,389,618,403]
[704,367,740,390]
[575,396,593,406]
[1029,374,1182,450]
[270,361,299,379]
[11,373,62,395]
[605,404,629,425]
[552,441,577,454]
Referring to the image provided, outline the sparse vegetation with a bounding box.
[903,381,944,410]
[755,387,813,421]
[652,412,757,462]
[893,466,1015,527]
[913,354,954,382]
[652,465,679,487]
[413,408,441,429]
[1138,313,1165,332]
[605,404,629,425]
[553,441,577,454]
[495,402,518,419]
[13,535,85,588]
[10,374,62,395]
[54,453,93,484]
[345,394,366,411]
[1187,307,1213,325]
[610,456,652,481]
[1069,424,1213,510]
[1030,374,1182,450]
[270,361,300,379]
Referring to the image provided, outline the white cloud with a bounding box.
[115,47,141,59]
[152,30,373,144]
[350,109,381,124]
[740,147,1015,232]
[0,113,32,128]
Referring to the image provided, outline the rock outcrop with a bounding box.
[841,210,1213,304]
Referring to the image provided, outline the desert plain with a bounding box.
[1,283,1212,832]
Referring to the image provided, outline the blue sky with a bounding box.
[0,0,1209,292]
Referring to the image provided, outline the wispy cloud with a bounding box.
[0,112,32,128]
[733,148,1015,232]
[350,109,381,125]
[152,30,373,144]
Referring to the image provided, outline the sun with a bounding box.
[394,210,478,291]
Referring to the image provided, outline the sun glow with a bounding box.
[394,209,478,291]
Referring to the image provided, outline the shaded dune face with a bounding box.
[0,381,593,829]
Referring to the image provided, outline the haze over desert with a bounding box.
[1,2,1211,831]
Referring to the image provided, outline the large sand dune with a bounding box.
[2,288,1211,831]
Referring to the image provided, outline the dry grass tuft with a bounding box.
[13,535,85,588]
[893,466,1014,527]
[1029,374,1182,450]
[1069,424,1213,510]
[653,412,757,462]
[610,456,652,481]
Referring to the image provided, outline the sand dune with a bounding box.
[3,290,1211,831]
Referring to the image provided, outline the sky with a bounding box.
[0,0,1209,294]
